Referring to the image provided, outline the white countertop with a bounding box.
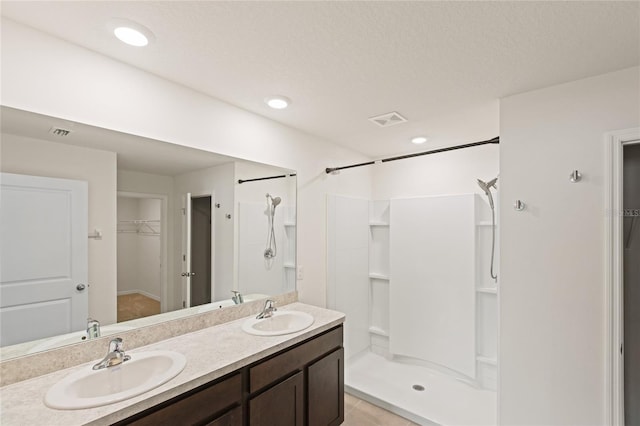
[0,303,345,426]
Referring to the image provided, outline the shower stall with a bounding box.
[327,182,498,425]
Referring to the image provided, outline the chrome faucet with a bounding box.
[231,290,244,305]
[92,338,131,370]
[256,299,277,319]
[86,317,100,339]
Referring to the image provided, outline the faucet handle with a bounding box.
[109,337,124,353]
[265,299,276,309]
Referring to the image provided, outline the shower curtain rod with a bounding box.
[325,136,499,174]
[237,173,296,184]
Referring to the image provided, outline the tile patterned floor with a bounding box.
[344,393,420,426]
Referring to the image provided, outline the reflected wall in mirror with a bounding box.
[0,106,296,358]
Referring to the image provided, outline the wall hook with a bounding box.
[514,200,525,211]
[569,170,582,183]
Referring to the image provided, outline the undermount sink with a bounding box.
[242,310,314,336]
[44,350,186,410]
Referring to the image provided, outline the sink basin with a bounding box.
[242,310,314,336]
[44,350,186,409]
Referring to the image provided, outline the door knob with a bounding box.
[76,283,86,291]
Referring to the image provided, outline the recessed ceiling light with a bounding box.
[411,136,428,145]
[108,19,154,47]
[114,27,148,46]
[265,96,291,110]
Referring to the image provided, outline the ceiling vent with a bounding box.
[49,127,73,137]
[368,111,408,127]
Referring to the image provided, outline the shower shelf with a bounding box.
[369,273,390,280]
[369,221,389,226]
[283,263,295,269]
[476,287,497,294]
[476,356,497,366]
[368,326,389,337]
[476,221,493,226]
[283,221,296,227]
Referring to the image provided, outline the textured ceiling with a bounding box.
[2,1,639,157]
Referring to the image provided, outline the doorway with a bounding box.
[117,192,167,321]
[623,143,640,425]
[181,192,215,309]
[607,129,640,426]
[191,196,212,307]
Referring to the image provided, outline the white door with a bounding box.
[0,173,88,346]
[181,192,192,308]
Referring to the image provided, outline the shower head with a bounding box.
[477,177,498,210]
[266,193,282,207]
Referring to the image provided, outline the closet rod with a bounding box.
[238,173,296,184]
[325,136,499,175]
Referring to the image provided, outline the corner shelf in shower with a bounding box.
[476,355,497,366]
[283,263,295,269]
[368,221,389,227]
[368,326,389,337]
[476,287,497,294]
[284,221,296,227]
[476,221,493,226]
[369,273,390,281]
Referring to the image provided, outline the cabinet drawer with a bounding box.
[250,326,343,393]
[205,406,242,426]
[122,373,242,426]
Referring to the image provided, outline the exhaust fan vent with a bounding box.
[49,127,73,137]
[368,111,408,128]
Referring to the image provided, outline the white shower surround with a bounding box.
[327,193,498,424]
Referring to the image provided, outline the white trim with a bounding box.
[116,289,161,302]
[605,128,640,426]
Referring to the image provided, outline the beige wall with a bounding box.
[1,134,118,325]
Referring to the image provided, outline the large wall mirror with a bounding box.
[0,106,297,359]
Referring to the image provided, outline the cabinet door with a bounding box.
[308,348,344,426]
[250,372,304,426]
[205,406,242,426]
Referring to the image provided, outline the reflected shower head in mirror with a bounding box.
[266,193,281,207]
[264,194,281,260]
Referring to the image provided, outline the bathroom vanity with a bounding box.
[0,303,344,426]
[116,326,344,426]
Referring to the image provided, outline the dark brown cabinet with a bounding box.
[115,325,343,426]
[250,372,304,426]
[308,348,344,426]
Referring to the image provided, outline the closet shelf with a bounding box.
[476,287,498,294]
[476,356,497,366]
[117,219,160,236]
[369,273,390,281]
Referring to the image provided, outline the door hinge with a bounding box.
[183,254,186,261]
[183,301,186,308]
[621,343,623,355]
[181,208,186,215]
